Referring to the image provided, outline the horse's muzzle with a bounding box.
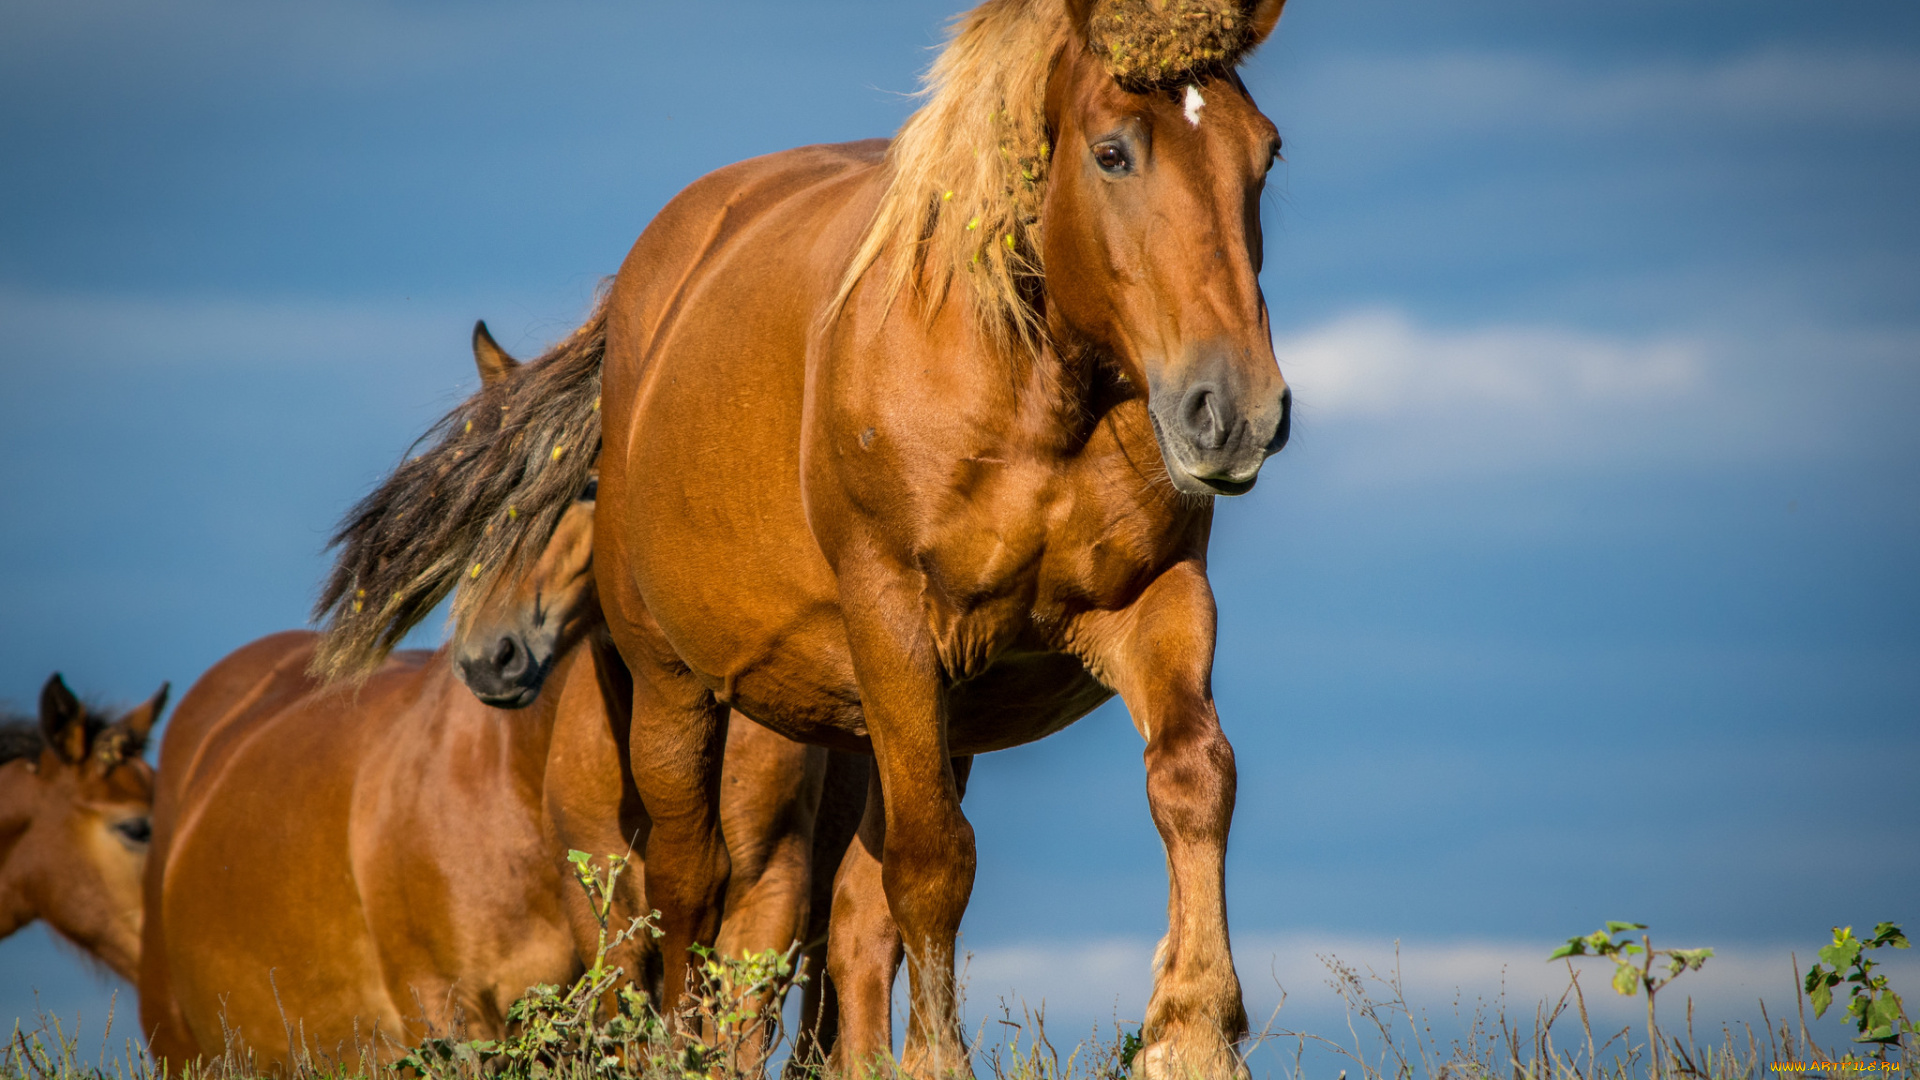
[1148,358,1290,496]
[456,633,550,709]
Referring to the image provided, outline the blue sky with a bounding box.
[3,0,1915,1060]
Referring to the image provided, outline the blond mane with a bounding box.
[832,0,1265,350]
[833,0,1069,350]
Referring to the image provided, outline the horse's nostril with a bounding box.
[492,636,519,673]
[1180,385,1230,451]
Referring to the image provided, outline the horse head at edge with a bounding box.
[449,322,601,709]
[0,673,164,981]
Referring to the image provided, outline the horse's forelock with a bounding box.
[1086,0,1260,91]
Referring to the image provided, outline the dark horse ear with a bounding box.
[472,320,521,388]
[117,682,169,751]
[38,673,89,764]
[1248,0,1287,47]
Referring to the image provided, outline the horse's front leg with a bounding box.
[1082,561,1248,1080]
[837,585,977,1079]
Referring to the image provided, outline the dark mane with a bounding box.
[311,298,609,682]
[0,717,43,765]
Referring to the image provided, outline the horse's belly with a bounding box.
[947,653,1114,754]
[730,649,1112,756]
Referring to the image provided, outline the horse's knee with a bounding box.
[1144,723,1236,835]
[880,795,975,913]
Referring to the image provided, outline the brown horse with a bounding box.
[316,2,1292,1075]
[1,674,165,984]
[145,328,854,1072]
[451,324,871,1068]
[138,611,592,1067]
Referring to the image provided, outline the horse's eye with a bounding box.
[578,478,598,501]
[114,817,152,846]
[1092,143,1131,175]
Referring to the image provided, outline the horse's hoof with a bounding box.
[1132,1039,1250,1080]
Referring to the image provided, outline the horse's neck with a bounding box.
[927,298,1117,457]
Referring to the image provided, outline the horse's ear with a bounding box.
[117,682,169,750]
[38,673,88,763]
[1248,0,1287,47]
[472,320,520,387]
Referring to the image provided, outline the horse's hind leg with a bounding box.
[622,642,732,1020]
[824,758,902,1075]
[138,963,203,1070]
[712,719,826,1065]
[789,749,869,1074]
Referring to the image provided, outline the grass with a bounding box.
[7,860,1909,1080]
[5,945,1912,1080]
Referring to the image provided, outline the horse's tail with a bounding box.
[310,299,609,683]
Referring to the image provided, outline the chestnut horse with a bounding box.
[451,324,872,1067]
[1,674,164,983]
[144,328,858,1072]
[317,1,1292,1075]
[138,564,596,1067]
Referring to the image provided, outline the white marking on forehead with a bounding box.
[1184,84,1206,127]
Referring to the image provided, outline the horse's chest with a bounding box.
[916,505,1050,683]
[913,465,1176,681]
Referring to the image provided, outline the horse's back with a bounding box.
[154,630,317,802]
[154,633,431,810]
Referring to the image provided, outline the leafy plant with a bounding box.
[1550,921,1713,1076]
[393,850,813,1080]
[667,941,804,1078]
[394,850,666,1080]
[1804,922,1912,1051]
[1550,922,1714,1000]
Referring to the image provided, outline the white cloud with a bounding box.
[1274,309,1732,481]
[1282,309,1703,419]
[1270,309,1920,483]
